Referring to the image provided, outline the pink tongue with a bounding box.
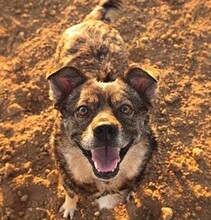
[91,147,120,173]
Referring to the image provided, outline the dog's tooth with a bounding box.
[94,162,98,168]
[114,161,118,168]
[94,161,101,172]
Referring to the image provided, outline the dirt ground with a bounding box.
[0,0,210,219]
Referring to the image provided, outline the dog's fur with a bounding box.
[47,0,157,219]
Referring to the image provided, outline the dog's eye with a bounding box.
[120,104,133,115]
[75,106,89,118]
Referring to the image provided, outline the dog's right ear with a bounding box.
[47,66,87,103]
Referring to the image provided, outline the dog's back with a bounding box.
[52,0,128,82]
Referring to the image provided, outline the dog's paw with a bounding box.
[59,194,78,219]
[59,203,76,219]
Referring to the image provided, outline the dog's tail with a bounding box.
[85,0,123,23]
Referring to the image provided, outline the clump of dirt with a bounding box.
[0,0,210,219]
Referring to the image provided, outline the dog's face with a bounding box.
[48,66,156,180]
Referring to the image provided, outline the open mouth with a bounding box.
[75,139,134,180]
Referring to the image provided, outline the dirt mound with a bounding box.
[0,0,210,219]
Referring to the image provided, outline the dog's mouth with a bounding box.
[75,139,134,180]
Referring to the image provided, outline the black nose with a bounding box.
[94,124,118,142]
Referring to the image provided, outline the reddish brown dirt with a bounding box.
[0,0,210,219]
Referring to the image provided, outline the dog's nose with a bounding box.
[94,124,118,142]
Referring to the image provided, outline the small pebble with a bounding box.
[191,212,196,217]
[5,207,15,219]
[161,34,167,40]
[161,109,167,115]
[24,161,32,170]
[26,92,32,101]
[24,174,33,182]
[13,59,22,71]
[192,148,204,160]
[47,170,58,184]
[18,32,25,38]
[38,95,44,102]
[45,169,50,174]
[7,103,24,116]
[3,163,15,178]
[18,211,24,216]
[195,206,202,212]
[171,33,178,39]
[161,207,174,220]
[171,117,183,127]
[94,211,101,217]
[144,188,153,196]
[21,13,29,18]
[33,127,42,136]
[2,64,13,72]
[2,154,12,162]
[140,36,149,43]
[164,94,179,104]
[21,194,29,202]
[173,44,180,49]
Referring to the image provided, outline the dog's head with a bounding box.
[48,66,157,180]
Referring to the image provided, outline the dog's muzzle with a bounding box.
[75,124,135,180]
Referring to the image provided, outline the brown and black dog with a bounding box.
[47,0,157,218]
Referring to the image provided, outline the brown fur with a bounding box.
[50,20,129,82]
[47,0,157,218]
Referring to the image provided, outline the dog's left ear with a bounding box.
[124,67,157,106]
[47,66,87,103]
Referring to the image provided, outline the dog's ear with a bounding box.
[47,66,87,102]
[124,67,157,106]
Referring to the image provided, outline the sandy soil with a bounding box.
[0,0,210,219]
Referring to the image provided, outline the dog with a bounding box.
[47,0,157,219]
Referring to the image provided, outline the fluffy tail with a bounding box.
[85,0,123,23]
